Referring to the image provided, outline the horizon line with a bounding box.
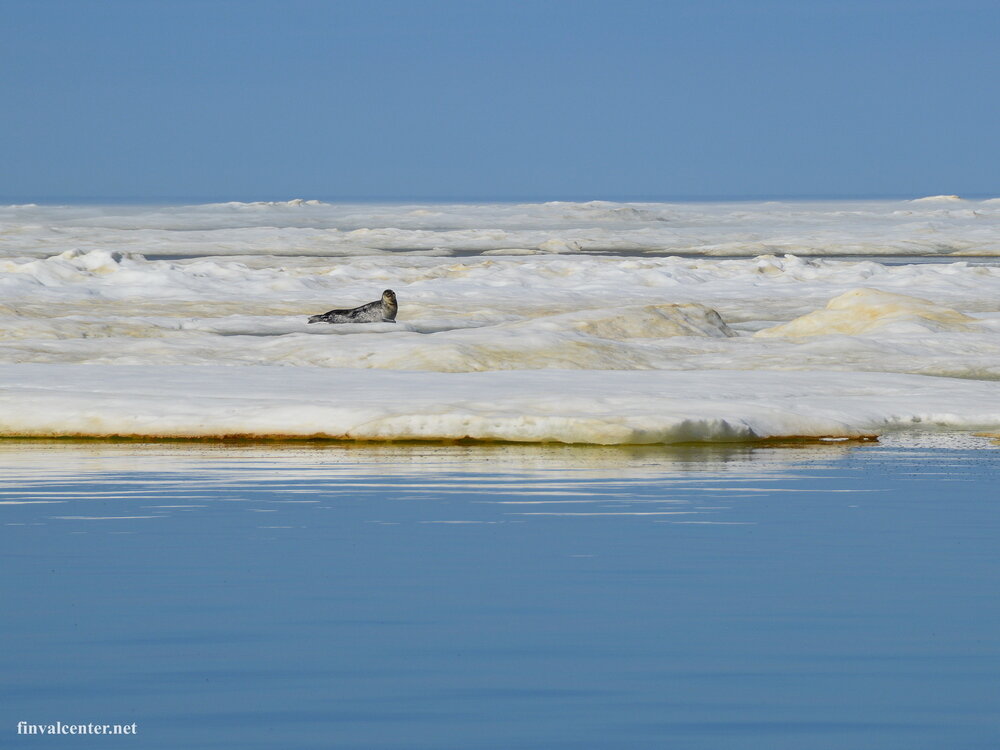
[1,191,995,206]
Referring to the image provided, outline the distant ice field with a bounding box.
[1,199,998,443]
[3,196,1000,258]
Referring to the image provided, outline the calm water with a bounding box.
[1,437,998,749]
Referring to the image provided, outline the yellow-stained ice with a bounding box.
[755,288,979,338]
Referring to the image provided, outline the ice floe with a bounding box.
[0,200,998,442]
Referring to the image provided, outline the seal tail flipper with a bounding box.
[308,314,325,324]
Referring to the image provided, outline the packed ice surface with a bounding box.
[1,200,998,443]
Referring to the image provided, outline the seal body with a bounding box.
[308,289,397,324]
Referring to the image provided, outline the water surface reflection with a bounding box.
[1,437,998,750]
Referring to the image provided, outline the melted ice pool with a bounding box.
[1,437,998,749]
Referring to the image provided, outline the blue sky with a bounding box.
[2,0,997,201]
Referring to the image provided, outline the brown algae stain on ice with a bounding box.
[0,432,880,446]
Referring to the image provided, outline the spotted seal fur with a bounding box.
[308,289,397,324]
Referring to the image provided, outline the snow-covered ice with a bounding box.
[0,200,998,443]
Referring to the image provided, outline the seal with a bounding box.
[308,289,398,324]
